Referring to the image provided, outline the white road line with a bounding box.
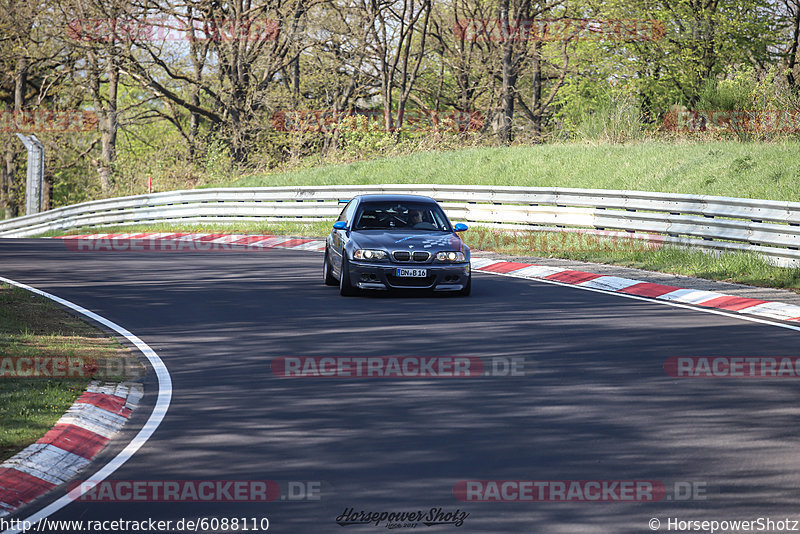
[0,276,172,534]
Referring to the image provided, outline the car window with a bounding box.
[336,200,357,224]
[336,202,348,222]
[344,200,357,224]
[353,201,451,231]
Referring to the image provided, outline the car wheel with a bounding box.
[324,248,337,286]
[458,274,471,296]
[339,256,357,296]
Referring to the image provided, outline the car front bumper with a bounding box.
[348,261,470,291]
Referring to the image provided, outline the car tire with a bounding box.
[458,274,471,296]
[339,256,357,296]
[324,248,337,286]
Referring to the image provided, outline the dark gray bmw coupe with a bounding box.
[324,194,471,296]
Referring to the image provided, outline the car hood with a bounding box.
[350,231,468,254]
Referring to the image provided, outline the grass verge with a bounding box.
[221,141,800,203]
[0,283,143,462]
[41,222,800,293]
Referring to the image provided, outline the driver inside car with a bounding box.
[408,209,424,227]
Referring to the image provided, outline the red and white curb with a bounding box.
[0,381,142,517]
[56,233,800,323]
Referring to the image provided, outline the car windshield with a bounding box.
[353,201,451,231]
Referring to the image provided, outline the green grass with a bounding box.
[0,381,87,462]
[0,284,141,462]
[222,141,800,202]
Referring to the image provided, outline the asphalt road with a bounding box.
[2,238,800,533]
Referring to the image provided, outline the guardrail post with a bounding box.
[15,133,44,215]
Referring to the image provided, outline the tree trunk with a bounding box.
[2,148,18,219]
[530,41,542,135]
[394,0,431,136]
[189,88,200,160]
[787,1,800,90]
[14,57,27,111]
[1,57,27,218]
[97,60,118,193]
[498,0,515,144]
[89,50,119,193]
[42,174,52,211]
[292,55,300,99]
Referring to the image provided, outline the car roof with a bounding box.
[355,194,437,204]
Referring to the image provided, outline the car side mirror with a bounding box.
[454,223,468,232]
[333,221,348,230]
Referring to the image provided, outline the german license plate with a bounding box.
[396,268,427,277]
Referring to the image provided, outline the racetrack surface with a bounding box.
[1,238,799,533]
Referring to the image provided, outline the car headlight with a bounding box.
[435,251,465,262]
[353,249,387,261]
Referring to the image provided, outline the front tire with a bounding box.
[339,256,357,296]
[324,248,337,286]
[458,274,471,296]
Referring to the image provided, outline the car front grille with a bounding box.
[392,250,430,262]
